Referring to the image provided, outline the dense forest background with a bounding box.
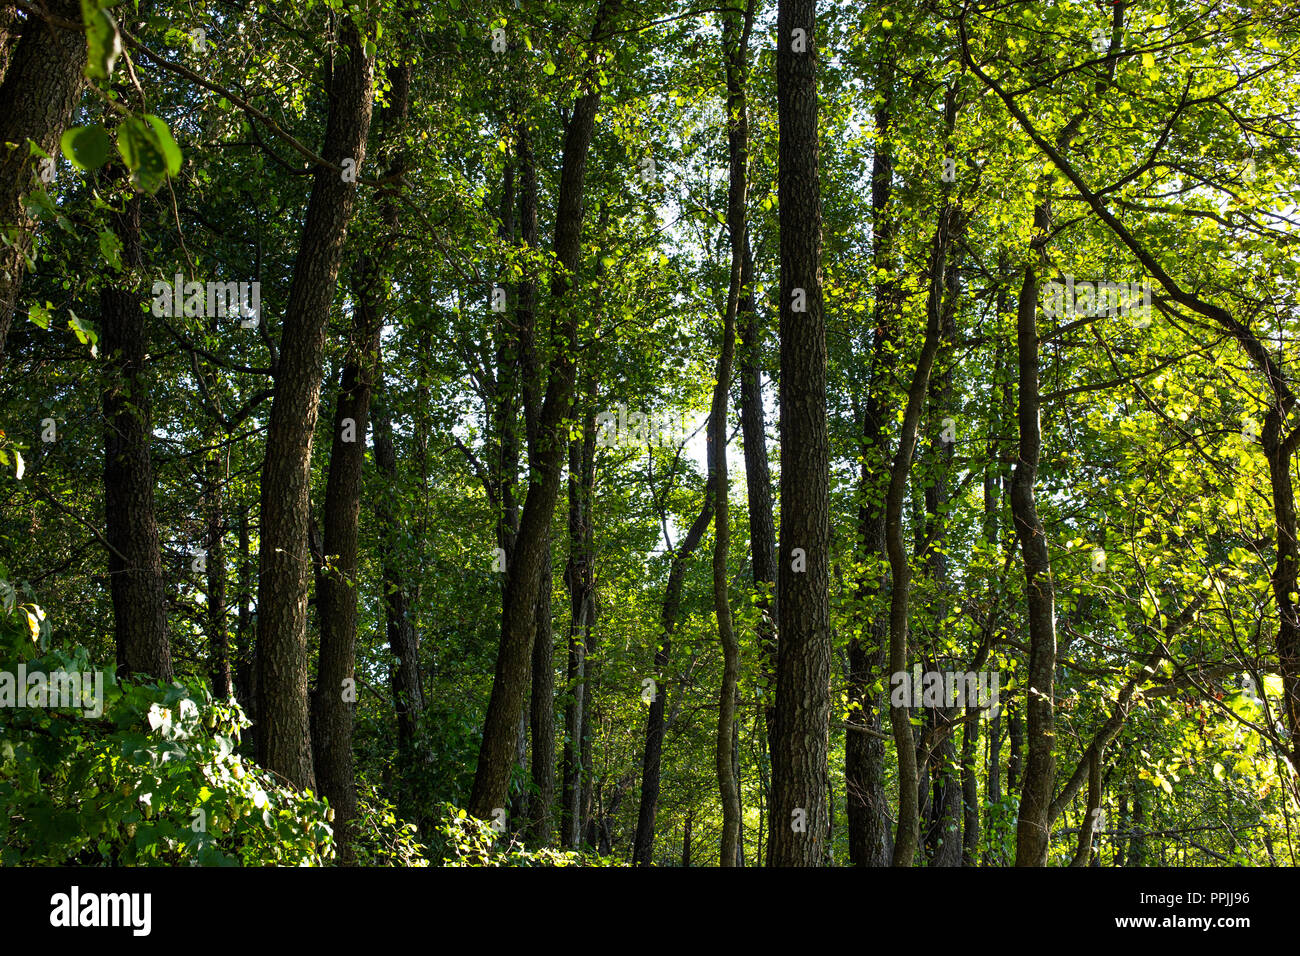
[1,0,1299,867]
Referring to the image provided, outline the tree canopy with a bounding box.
[2,0,1299,870]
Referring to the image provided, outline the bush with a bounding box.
[0,576,335,865]
[350,780,429,866]
[436,804,620,867]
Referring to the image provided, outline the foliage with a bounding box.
[435,804,619,868]
[0,576,335,866]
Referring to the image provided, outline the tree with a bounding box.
[255,13,374,792]
[768,0,831,868]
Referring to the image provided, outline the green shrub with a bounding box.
[350,779,429,866]
[436,803,621,867]
[0,576,335,865]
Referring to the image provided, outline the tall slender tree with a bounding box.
[255,13,374,791]
[768,0,831,868]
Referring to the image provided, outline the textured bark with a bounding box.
[0,3,19,85]
[235,508,255,717]
[362,42,422,823]
[205,453,231,699]
[1127,789,1145,866]
[713,0,751,869]
[738,233,777,746]
[1069,752,1103,867]
[846,38,896,869]
[559,610,586,846]
[310,278,382,861]
[100,188,172,681]
[312,40,414,833]
[1263,404,1300,783]
[922,192,963,868]
[0,0,85,367]
[1010,245,1057,867]
[561,415,597,847]
[255,16,373,792]
[1007,698,1022,794]
[372,386,424,816]
[980,325,1008,867]
[469,0,621,820]
[768,0,831,868]
[923,713,962,867]
[529,538,556,839]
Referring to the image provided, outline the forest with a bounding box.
[1,0,1298,870]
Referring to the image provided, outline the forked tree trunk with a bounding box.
[255,15,373,792]
[469,0,622,820]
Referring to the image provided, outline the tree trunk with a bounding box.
[529,538,556,839]
[0,0,85,367]
[768,0,831,868]
[255,15,373,792]
[713,0,752,869]
[738,234,777,746]
[372,381,424,819]
[885,204,956,866]
[922,187,964,867]
[560,409,596,848]
[632,467,714,865]
[846,34,896,869]
[235,507,255,717]
[1010,226,1057,865]
[205,452,231,698]
[100,185,172,681]
[310,276,382,862]
[469,0,622,820]
[360,41,421,823]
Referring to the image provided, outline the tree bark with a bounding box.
[846,33,896,869]
[205,451,231,698]
[713,0,752,869]
[372,381,424,818]
[560,402,597,847]
[1009,243,1057,867]
[0,0,85,367]
[310,274,382,861]
[529,535,556,839]
[632,467,714,865]
[100,186,172,681]
[361,36,421,823]
[768,0,831,868]
[255,15,373,792]
[886,205,956,866]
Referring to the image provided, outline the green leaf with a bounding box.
[29,302,51,330]
[61,126,112,171]
[116,116,178,193]
[81,0,123,82]
[142,115,182,177]
[98,229,123,271]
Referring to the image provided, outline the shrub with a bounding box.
[0,575,335,866]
